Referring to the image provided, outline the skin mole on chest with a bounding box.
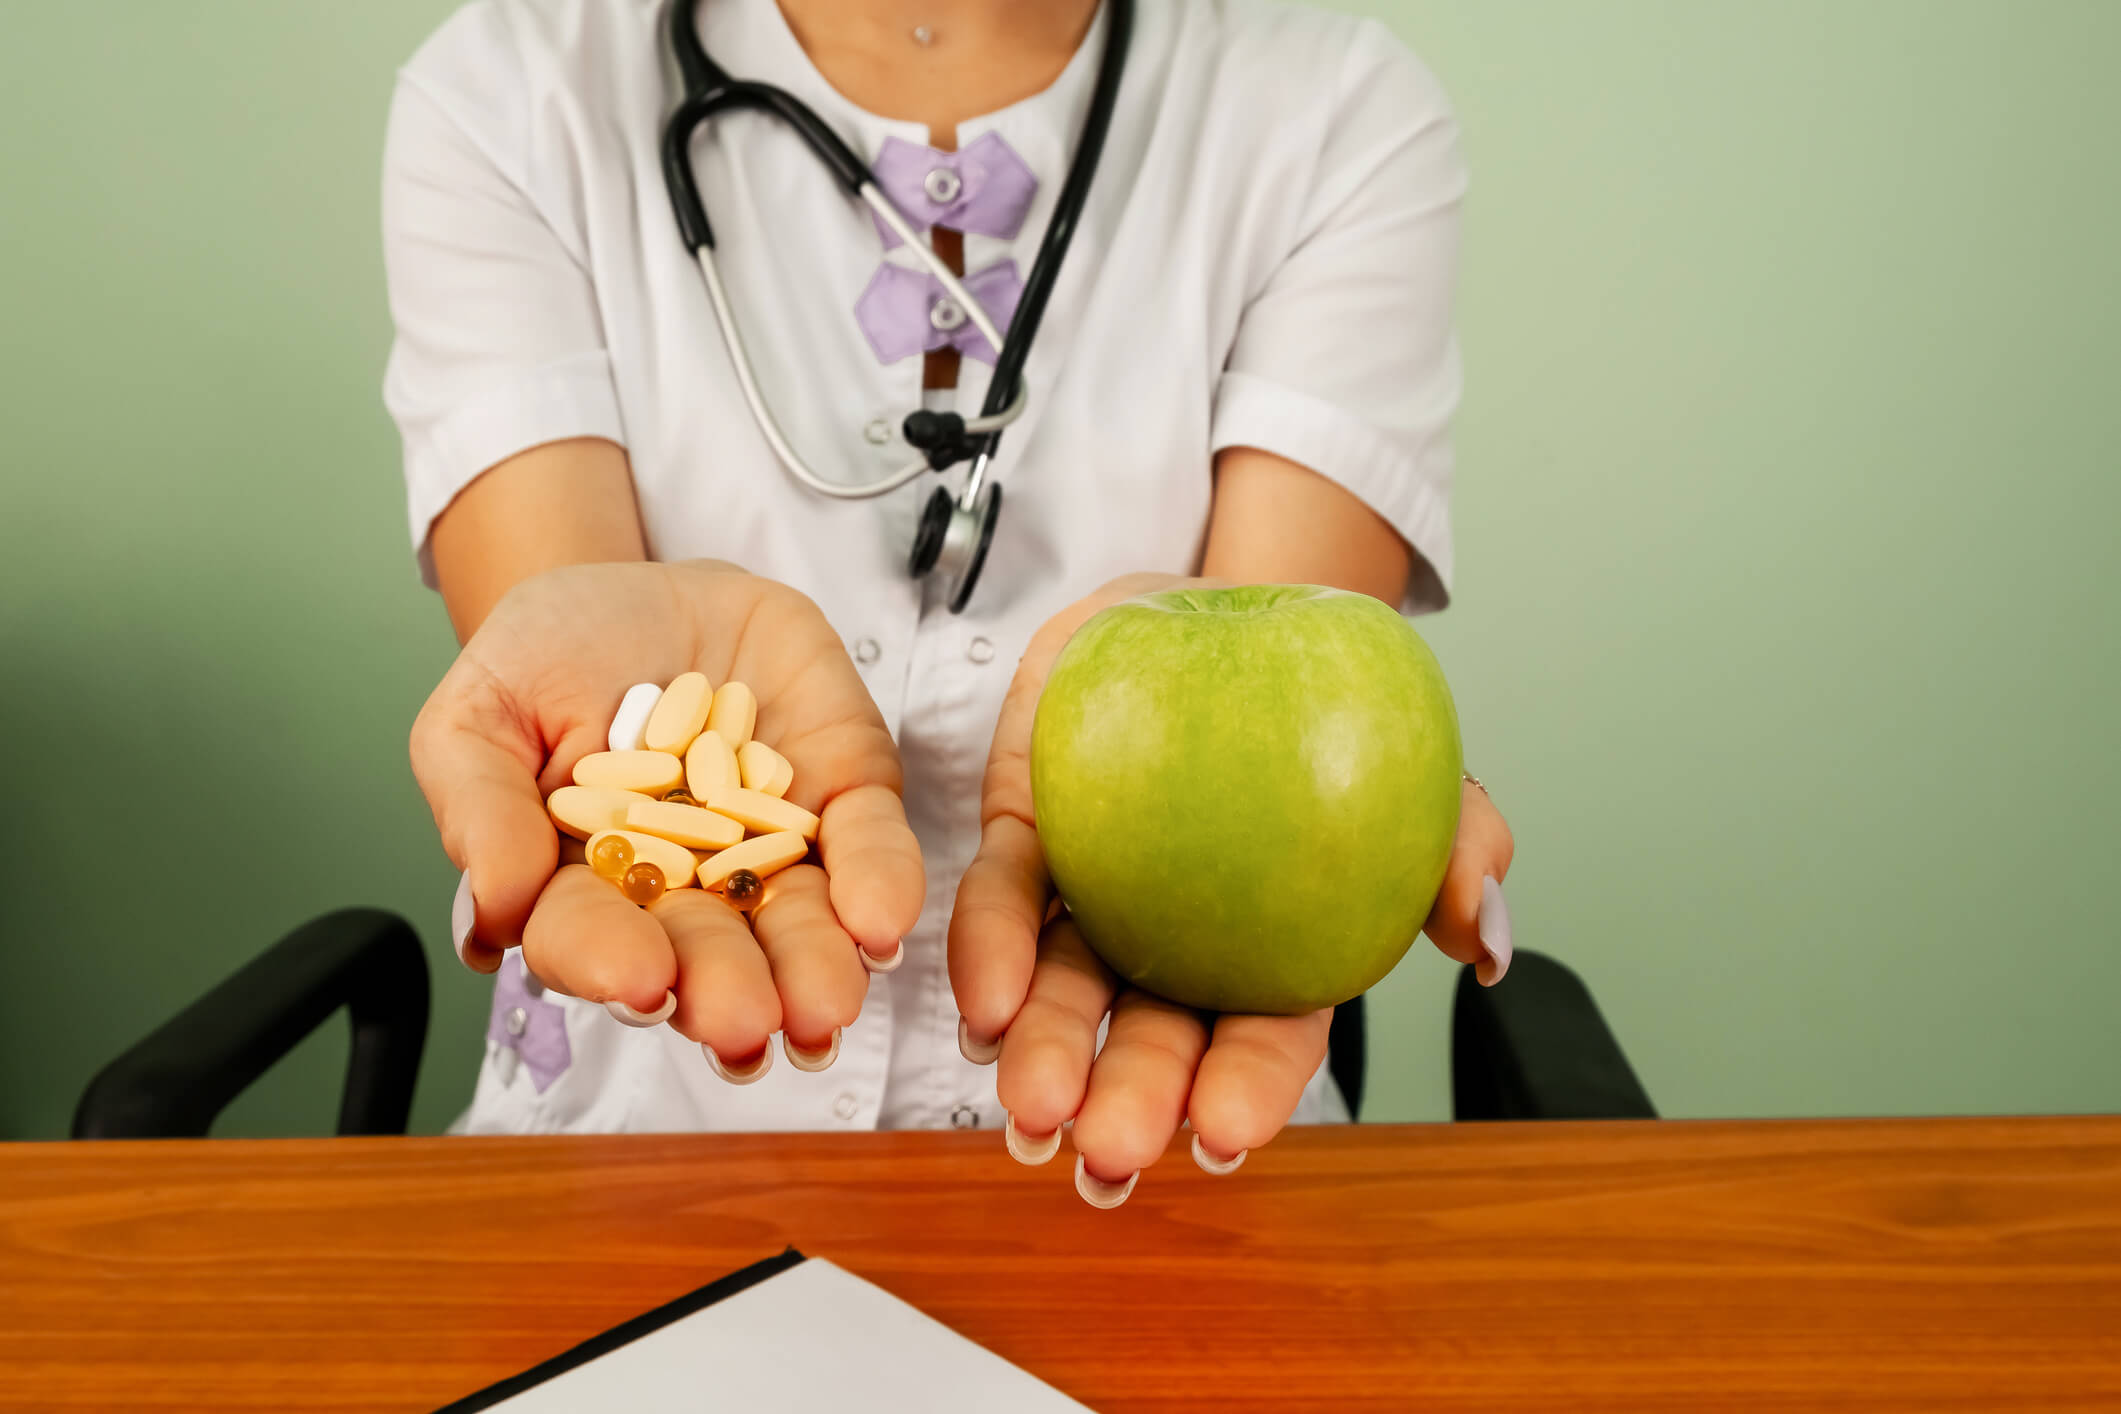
[773,0,1099,138]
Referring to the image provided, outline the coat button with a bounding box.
[854,637,881,665]
[863,418,893,445]
[951,1105,980,1129]
[835,1093,860,1120]
[967,636,995,664]
[504,1006,527,1038]
[924,167,963,205]
[929,297,966,332]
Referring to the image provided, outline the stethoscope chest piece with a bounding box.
[910,480,1003,614]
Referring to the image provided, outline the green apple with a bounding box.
[1030,584,1462,1015]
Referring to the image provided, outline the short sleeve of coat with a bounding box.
[1210,21,1468,612]
[380,2,626,586]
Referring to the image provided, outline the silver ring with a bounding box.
[1463,772,1488,795]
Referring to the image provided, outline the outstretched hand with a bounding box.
[948,574,1514,1205]
[410,561,924,1074]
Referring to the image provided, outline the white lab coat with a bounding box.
[382,0,1465,1134]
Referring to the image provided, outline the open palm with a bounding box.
[949,574,1514,1204]
[410,560,923,1074]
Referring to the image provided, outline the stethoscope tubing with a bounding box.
[690,199,1025,501]
[663,0,1130,512]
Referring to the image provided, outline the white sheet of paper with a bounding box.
[480,1258,1094,1412]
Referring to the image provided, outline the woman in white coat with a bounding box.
[388,0,1515,1207]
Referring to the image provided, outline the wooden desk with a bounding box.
[2,1118,2117,1411]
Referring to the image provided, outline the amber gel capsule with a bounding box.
[590,833,635,882]
[722,868,763,911]
[620,861,668,908]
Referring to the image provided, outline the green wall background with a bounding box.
[3,2,2115,1140]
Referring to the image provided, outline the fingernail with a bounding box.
[1005,1112,1061,1166]
[1073,1154,1139,1210]
[958,1016,1001,1066]
[705,1042,774,1085]
[605,992,677,1028]
[1191,1131,1247,1176]
[860,939,905,974]
[782,1029,842,1072]
[453,873,501,974]
[1477,875,1513,986]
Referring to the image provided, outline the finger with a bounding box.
[750,864,868,1058]
[995,918,1119,1151]
[1421,780,1517,980]
[730,590,926,966]
[520,865,676,1013]
[1073,991,1211,1188]
[817,783,924,964]
[948,574,1188,1049]
[1186,1008,1334,1170]
[409,662,558,960]
[948,812,1050,1048]
[650,889,782,1063]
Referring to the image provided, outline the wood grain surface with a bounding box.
[2,1117,2118,1411]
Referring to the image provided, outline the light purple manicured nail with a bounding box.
[706,1042,774,1085]
[452,873,499,973]
[1477,875,1513,986]
[452,873,475,959]
[958,1016,1001,1065]
[1191,1131,1247,1175]
[605,992,677,1028]
[1005,1113,1061,1165]
[783,1029,842,1072]
[1074,1154,1139,1209]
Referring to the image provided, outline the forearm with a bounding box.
[1199,446,1412,604]
[429,437,650,643]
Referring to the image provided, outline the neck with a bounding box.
[772,0,1100,141]
[777,0,1097,55]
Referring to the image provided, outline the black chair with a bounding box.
[72,909,430,1139]
[73,912,1650,1138]
[1329,951,1653,1121]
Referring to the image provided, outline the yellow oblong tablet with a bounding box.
[644,672,713,756]
[736,740,792,798]
[704,786,820,842]
[573,750,685,795]
[586,829,700,890]
[684,729,740,799]
[706,681,757,751]
[546,785,657,840]
[625,798,744,852]
[697,831,808,891]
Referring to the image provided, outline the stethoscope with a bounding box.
[660,0,1133,612]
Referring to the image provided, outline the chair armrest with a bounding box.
[72,908,430,1139]
[1451,950,1656,1120]
[1329,994,1368,1119]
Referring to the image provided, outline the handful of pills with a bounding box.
[545,673,818,912]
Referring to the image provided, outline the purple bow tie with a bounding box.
[487,953,571,1093]
[855,259,1022,365]
[868,132,1039,249]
